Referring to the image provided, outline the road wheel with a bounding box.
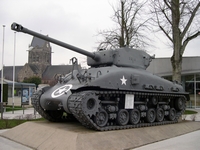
[156,108,164,122]
[145,108,156,123]
[129,109,140,125]
[168,108,176,121]
[117,109,129,126]
[94,109,108,127]
[175,97,185,111]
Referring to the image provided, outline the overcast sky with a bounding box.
[0,0,199,69]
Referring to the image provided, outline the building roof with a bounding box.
[1,64,76,82]
[28,64,39,74]
[42,65,74,80]
[0,78,36,87]
[147,56,200,76]
[30,36,47,48]
[0,66,23,81]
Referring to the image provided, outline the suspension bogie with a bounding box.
[67,90,187,131]
[94,93,176,126]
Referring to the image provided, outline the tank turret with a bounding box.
[11,22,153,69]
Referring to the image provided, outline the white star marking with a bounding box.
[58,88,67,94]
[120,76,127,85]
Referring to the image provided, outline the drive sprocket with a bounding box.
[81,92,101,117]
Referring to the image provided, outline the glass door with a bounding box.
[195,74,200,108]
[185,74,200,108]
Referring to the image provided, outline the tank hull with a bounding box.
[31,66,189,130]
[38,66,187,112]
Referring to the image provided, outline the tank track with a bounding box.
[31,89,75,122]
[68,90,186,131]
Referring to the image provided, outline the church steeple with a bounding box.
[28,36,51,66]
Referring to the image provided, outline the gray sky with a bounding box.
[0,0,199,69]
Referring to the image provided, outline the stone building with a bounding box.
[1,36,74,85]
[17,36,52,82]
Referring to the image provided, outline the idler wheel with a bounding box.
[145,108,156,123]
[94,109,108,127]
[168,108,176,121]
[156,108,164,122]
[82,92,100,117]
[175,97,185,111]
[117,109,129,126]
[129,109,140,125]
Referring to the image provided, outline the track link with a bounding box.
[68,90,186,131]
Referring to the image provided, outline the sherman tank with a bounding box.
[11,22,189,131]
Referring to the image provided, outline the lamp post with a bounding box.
[12,32,16,114]
[1,25,5,119]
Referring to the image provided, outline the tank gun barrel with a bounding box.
[11,22,99,61]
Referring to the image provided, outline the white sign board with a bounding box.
[125,94,134,109]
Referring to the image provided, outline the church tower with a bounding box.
[28,36,52,66]
[17,36,52,82]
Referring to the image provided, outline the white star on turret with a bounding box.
[120,76,127,85]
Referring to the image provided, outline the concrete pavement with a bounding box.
[0,133,33,150]
[0,107,39,150]
[133,130,200,150]
[0,108,200,150]
[132,108,200,150]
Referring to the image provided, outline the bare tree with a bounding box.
[150,0,200,82]
[97,0,149,50]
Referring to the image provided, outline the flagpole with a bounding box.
[1,25,5,119]
[12,32,16,114]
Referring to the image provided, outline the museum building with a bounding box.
[147,57,200,108]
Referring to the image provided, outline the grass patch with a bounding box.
[184,110,198,115]
[0,118,45,129]
[4,105,32,112]
[0,119,27,129]
[5,106,24,112]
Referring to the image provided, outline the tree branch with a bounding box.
[164,0,171,9]
[181,31,200,55]
[181,2,200,39]
[159,25,173,42]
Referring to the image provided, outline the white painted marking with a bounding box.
[51,84,72,98]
